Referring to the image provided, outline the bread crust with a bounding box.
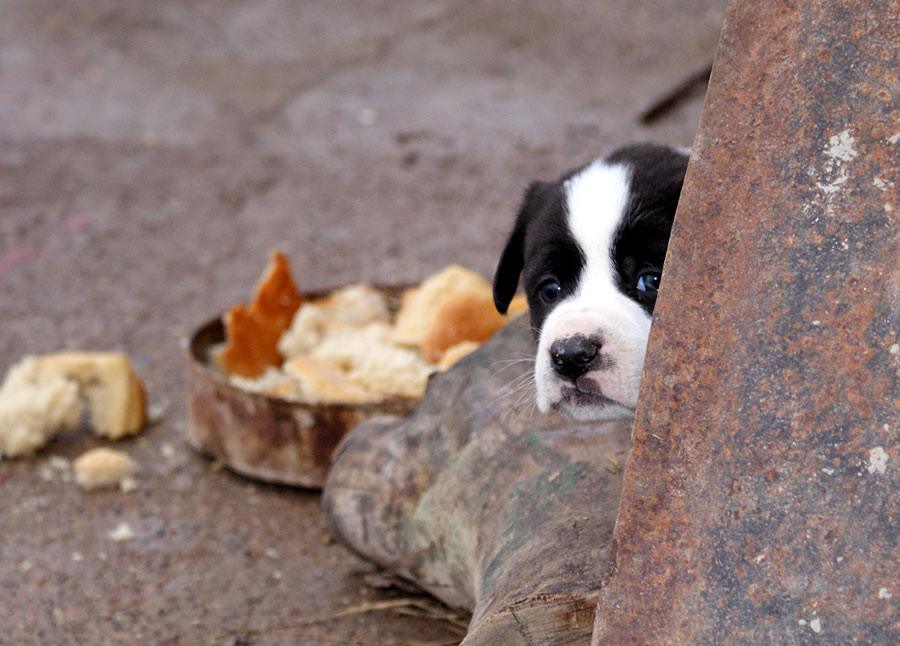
[221,250,303,378]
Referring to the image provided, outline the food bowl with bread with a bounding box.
[186,253,526,488]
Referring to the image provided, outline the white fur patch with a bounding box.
[534,159,652,420]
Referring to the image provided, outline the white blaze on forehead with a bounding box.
[563,160,632,291]
[532,157,651,417]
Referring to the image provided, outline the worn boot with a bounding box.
[322,317,629,645]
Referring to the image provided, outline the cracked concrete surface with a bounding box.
[1,1,725,644]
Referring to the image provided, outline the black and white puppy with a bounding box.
[492,143,689,421]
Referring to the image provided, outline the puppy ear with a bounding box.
[493,181,547,314]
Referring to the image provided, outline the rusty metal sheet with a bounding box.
[593,2,900,645]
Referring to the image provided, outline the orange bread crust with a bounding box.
[221,251,303,378]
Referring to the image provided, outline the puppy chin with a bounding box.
[554,398,635,422]
[536,374,636,422]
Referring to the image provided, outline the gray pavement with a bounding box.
[0,1,725,644]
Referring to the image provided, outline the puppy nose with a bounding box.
[549,335,600,380]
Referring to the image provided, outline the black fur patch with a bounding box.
[493,178,586,333]
[607,144,688,314]
[493,143,688,330]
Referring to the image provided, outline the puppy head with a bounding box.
[493,143,688,421]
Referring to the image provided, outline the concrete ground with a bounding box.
[0,1,725,644]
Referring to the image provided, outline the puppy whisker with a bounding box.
[491,352,537,361]
[490,356,536,378]
[492,372,534,403]
[490,369,539,422]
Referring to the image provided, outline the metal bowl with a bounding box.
[185,288,419,488]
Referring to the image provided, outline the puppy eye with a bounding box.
[636,270,661,294]
[538,280,562,304]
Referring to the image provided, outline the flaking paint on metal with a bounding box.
[593,1,900,644]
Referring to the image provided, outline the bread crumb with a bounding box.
[40,455,74,483]
[48,455,71,471]
[146,399,169,425]
[73,447,138,492]
[108,521,135,542]
[119,476,138,493]
[438,340,481,370]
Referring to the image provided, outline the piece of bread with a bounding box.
[221,251,303,378]
[310,321,395,371]
[229,366,305,402]
[311,283,391,325]
[276,305,331,359]
[0,351,147,457]
[393,265,494,348]
[283,355,381,404]
[420,289,511,363]
[347,345,435,399]
[305,321,434,399]
[223,263,527,405]
[73,447,138,492]
[278,284,389,359]
[32,351,147,439]
[437,340,481,371]
[393,266,529,361]
[0,357,82,457]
